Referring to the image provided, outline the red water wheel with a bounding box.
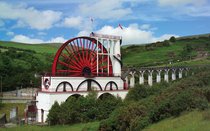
[52,37,113,77]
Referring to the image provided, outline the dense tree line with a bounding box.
[47,91,122,125]
[0,47,52,91]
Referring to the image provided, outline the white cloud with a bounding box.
[0,2,62,30]
[11,35,45,44]
[152,34,178,42]
[79,0,132,19]
[11,35,66,44]
[6,31,14,36]
[139,24,151,30]
[158,0,210,17]
[62,16,94,31]
[63,16,82,28]
[77,30,90,36]
[85,24,178,45]
[181,5,210,17]
[48,37,66,43]
[158,0,207,7]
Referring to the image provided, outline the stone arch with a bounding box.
[56,81,73,92]
[104,81,118,90]
[98,93,115,100]
[66,94,83,101]
[76,79,102,91]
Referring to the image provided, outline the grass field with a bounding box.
[144,109,210,131]
[1,121,99,131]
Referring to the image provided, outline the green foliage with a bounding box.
[97,94,122,120]
[0,46,52,91]
[169,36,176,42]
[122,36,210,66]
[99,69,210,130]
[99,103,149,131]
[47,101,61,125]
[47,92,122,125]
[125,82,169,102]
[149,89,208,122]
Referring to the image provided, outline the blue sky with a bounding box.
[0,0,210,45]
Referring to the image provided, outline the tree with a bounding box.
[169,36,176,42]
[47,101,61,125]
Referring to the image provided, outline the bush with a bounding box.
[47,91,122,125]
[97,94,122,120]
[169,36,176,42]
[130,116,150,131]
[47,101,61,125]
[99,103,148,131]
[99,69,210,130]
[125,82,168,102]
[149,88,208,122]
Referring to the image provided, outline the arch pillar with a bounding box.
[156,70,162,83]
[178,68,184,79]
[185,68,189,77]
[129,71,135,88]
[164,69,169,82]
[148,70,153,86]
[139,70,145,85]
[172,69,176,81]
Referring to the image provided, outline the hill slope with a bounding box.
[144,109,210,131]
[0,41,60,54]
[0,34,210,91]
[1,35,210,67]
[122,36,210,67]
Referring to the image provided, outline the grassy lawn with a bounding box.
[0,103,26,121]
[144,109,210,131]
[1,121,99,131]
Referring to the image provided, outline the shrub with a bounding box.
[149,88,208,122]
[130,116,150,131]
[48,91,122,125]
[169,36,176,42]
[99,69,210,130]
[47,101,61,125]
[99,103,148,131]
[125,82,168,102]
[97,94,122,120]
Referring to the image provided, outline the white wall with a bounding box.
[41,76,124,92]
[36,90,128,122]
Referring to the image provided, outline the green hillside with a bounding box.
[0,35,210,91]
[1,35,210,130]
[144,109,210,131]
[0,41,60,54]
[122,36,210,67]
[1,35,210,67]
